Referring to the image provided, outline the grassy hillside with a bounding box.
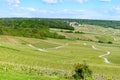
[51,24,120,44]
[0,19,120,79]
[0,35,119,79]
[0,70,66,80]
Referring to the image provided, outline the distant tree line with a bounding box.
[0,18,74,39]
[0,18,74,30]
[59,19,120,29]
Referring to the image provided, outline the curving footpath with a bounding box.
[91,45,111,64]
[28,44,48,52]
[99,51,111,64]
[54,43,68,49]
[92,45,98,50]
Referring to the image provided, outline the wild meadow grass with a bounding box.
[0,35,119,79]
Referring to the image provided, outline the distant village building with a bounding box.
[69,22,81,27]
[63,20,81,27]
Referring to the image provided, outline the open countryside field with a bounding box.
[0,29,120,79]
[55,25,120,42]
[0,21,120,80]
[1,0,120,79]
[0,70,66,80]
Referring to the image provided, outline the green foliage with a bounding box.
[0,18,74,30]
[0,62,69,79]
[98,40,104,43]
[0,69,66,80]
[98,40,113,44]
[47,32,65,39]
[72,63,92,80]
[0,18,68,39]
[65,30,73,33]
[107,41,112,44]
[75,31,85,34]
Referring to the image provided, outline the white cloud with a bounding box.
[76,0,88,3]
[42,0,60,4]
[20,7,36,12]
[62,9,85,15]
[100,0,111,2]
[6,0,20,6]
[36,9,85,15]
[113,6,120,11]
[107,6,120,14]
[42,0,87,4]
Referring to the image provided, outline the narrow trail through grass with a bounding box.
[99,51,111,64]
[28,43,69,52]
[91,45,111,64]
[54,43,68,49]
[91,45,98,50]
[28,44,48,52]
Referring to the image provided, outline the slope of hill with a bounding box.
[0,18,120,79]
[0,34,119,79]
[52,24,120,43]
[0,18,74,39]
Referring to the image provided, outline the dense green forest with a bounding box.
[0,18,74,39]
[59,19,120,29]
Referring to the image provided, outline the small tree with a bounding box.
[98,40,104,43]
[73,62,92,80]
[107,41,112,44]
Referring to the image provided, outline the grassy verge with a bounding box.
[0,70,66,80]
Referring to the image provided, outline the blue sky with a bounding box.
[0,0,120,20]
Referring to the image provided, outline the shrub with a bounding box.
[72,62,92,80]
[66,30,73,33]
[75,31,85,34]
[98,40,104,43]
[107,41,112,44]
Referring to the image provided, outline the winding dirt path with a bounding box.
[28,44,48,52]
[114,38,116,41]
[54,43,68,49]
[83,43,87,46]
[91,45,111,64]
[99,51,111,64]
[92,45,98,50]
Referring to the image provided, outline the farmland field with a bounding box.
[1,0,120,79]
[0,24,120,79]
[0,69,66,80]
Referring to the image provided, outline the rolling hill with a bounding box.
[0,18,120,80]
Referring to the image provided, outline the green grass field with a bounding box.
[0,69,66,80]
[0,25,120,79]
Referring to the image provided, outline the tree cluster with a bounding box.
[0,18,73,39]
